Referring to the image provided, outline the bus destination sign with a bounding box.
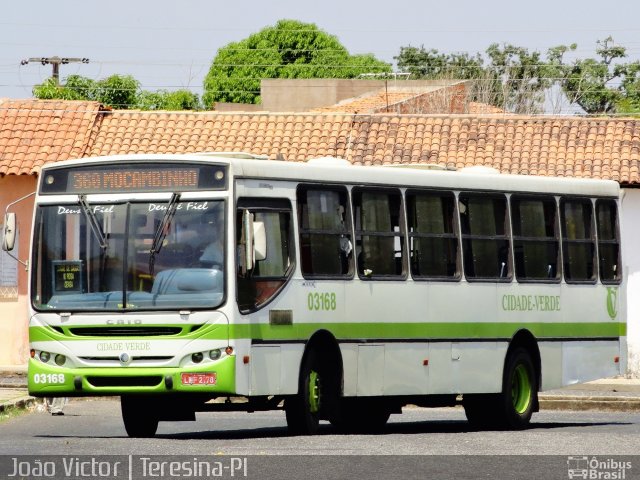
[70,168,199,192]
[40,163,227,194]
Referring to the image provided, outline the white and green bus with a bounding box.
[3,153,625,437]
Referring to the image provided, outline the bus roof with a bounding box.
[41,153,620,198]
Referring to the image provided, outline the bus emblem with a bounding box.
[119,352,131,365]
[606,288,618,320]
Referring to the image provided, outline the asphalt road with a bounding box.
[3,399,640,479]
[0,398,639,456]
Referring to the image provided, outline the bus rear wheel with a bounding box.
[121,396,159,438]
[500,347,537,429]
[464,347,537,429]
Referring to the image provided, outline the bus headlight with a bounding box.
[54,354,66,366]
[40,351,51,363]
[191,352,204,364]
[209,349,221,361]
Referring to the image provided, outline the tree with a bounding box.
[94,75,139,109]
[394,44,554,114]
[549,37,634,114]
[33,74,200,110]
[136,90,200,110]
[203,19,391,106]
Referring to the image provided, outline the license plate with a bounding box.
[181,373,217,385]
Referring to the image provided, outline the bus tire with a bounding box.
[285,349,326,435]
[463,394,500,428]
[121,396,159,438]
[497,347,537,429]
[333,399,391,433]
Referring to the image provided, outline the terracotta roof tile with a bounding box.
[4,100,640,184]
[0,99,104,175]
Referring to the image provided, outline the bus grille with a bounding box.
[79,356,173,362]
[69,327,183,337]
[86,376,163,387]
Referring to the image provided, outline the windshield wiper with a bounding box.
[78,195,108,251]
[149,192,181,274]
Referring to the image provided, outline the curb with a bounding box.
[539,395,640,412]
[0,396,40,413]
[2,393,640,414]
[0,382,28,389]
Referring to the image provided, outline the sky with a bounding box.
[2,0,640,103]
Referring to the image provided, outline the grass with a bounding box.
[0,398,41,423]
[0,405,28,422]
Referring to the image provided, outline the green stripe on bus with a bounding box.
[30,321,625,343]
[228,322,625,341]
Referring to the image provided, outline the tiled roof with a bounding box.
[88,111,356,160]
[3,100,640,185]
[312,91,422,113]
[467,102,506,114]
[312,84,470,115]
[89,111,640,184]
[0,99,104,175]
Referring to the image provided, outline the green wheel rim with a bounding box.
[308,370,320,414]
[511,364,532,414]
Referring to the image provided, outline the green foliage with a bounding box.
[395,46,484,79]
[33,74,201,110]
[203,19,391,106]
[136,89,200,110]
[395,44,552,113]
[93,75,139,109]
[549,37,637,114]
[617,62,640,114]
[396,37,640,115]
[33,77,83,101]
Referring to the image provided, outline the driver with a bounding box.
[198,226,223,267]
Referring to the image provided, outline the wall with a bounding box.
[260,79,464,112]
[0,175,36,365]
[390,84,468,114]
[622,188,640,376]
[214,102,263,112]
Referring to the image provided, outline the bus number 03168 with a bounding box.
[307,292,337,311]
[32,373,65,384]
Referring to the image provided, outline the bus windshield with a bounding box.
[32,199,225,311]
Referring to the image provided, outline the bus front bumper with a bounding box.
[27,355,236,397]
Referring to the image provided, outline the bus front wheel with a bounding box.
[285,348,331,435]
[121,395,159,438]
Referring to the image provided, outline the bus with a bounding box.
[3,152,625,437]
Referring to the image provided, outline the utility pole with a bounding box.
[20,56,89,85]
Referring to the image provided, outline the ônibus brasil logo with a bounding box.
[606,287,618,320]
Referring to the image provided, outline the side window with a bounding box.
[561,198,596,283]
[511,196,560,282]
[297,185,353,278]
[459,193,510,281]
[352,188,405,278]
[407,190,460,279]
[236,199,294,312]
[596,199,621,284]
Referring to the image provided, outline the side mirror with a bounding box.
[240,211,268,275]
[2,213,16,252]
[241,209,255,274]
[253,221,266,261]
